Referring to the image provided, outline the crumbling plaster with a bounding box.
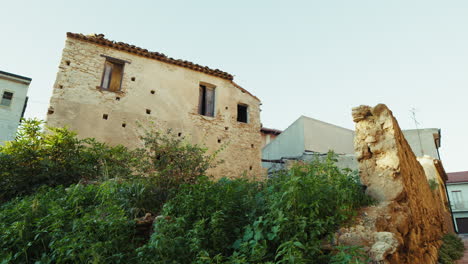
[337,104,449,264]
[47,36,263,179]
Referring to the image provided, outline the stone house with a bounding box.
[47,32,262,178]
[0,70,31,143]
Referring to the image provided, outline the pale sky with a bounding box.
[1,0,467,172]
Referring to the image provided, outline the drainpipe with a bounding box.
[445,183,458,233]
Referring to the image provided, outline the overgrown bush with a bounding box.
[438,233,465,264]
[0,179,163,263]
[138,153,372,263]
[0,120,218,203]
[0,119,138,202]
[136,129,223,191]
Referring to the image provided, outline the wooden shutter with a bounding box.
[109,63,123,92]
[101,62,113,89]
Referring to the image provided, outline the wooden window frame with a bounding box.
[98,55,129,92]
[198,83,216,117]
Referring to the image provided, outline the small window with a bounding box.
[100,59,124,92]
[237,104,248,123]
[452,191,463,209]
[1,91,13,106]
[198,84,215,117]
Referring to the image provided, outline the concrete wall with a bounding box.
[302,116,354,154]
[0,72,30,143]
[403,129,440,159]
[47,36,263,179]
[261,117,305,161]
[262,116,354,163]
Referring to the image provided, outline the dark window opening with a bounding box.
[146,109,151,115]
[1,91,13,106]
[122,123,126,128]
[237,104,248,123]
[103,114,108,120]
[198,84,215,117]
[100,59,124,92]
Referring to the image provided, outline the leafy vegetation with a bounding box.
[0,119,137,202]
[428,178,439,191]
[138,154,372,263]
[135,128,223,191]
[0,120,373,263]
[438,233,465,264]
[0,180,162,263]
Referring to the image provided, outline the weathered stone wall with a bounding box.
[47,36,263,179]
[337,104,449,264]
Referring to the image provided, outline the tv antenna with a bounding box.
[410,107,424,156]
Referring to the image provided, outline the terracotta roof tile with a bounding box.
[447,171,468,183]
[67,32,233,79]
[260,127,282,135]
[66,32,260,101]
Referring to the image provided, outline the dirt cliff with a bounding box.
[337,104,449,263]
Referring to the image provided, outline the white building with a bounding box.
[447,171,468,233]
[0,70,31,143]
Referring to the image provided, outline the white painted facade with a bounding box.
[0,71,31,143]
[262,116,355,162]
[447,182,468,233]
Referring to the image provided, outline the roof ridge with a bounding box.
[67,32,233,80]
[66,32,260,102]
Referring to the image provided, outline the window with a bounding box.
[237,104,248,123]
[198,84,215,117]
[100,59,124,92]
[452,191,463,209]
[1,91,13,106]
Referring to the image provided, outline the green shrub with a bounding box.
[329,245,369,264]
[137,177,263,263]
[0,179,163,263]
[438,233,465,264]
[428,178,439,191]
[0,119,138,202]
[135,129,223,191]
[138,153,372,263]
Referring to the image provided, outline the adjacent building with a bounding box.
[261,116,355,169]
[402,128,441,160]
[260,127,282,147]
[262,115,443,170]
[47,33,262,178]
[447,171,468,233]
[0,70,31,143]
